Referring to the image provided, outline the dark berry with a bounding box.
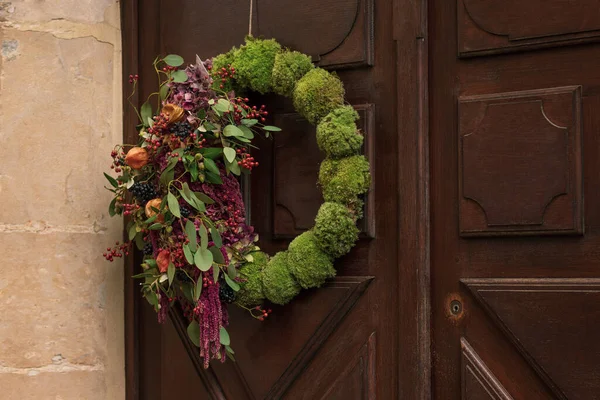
[129,182,157,205]
[219,280,236,304]
[169,121,192,139]
[175,269,191,282]
[180,206,191,218]
[143,242,153,255]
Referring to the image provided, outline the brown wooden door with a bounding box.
[430,1,600,399]
[123,1,400,399]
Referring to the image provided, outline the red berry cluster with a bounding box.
[225,204,245,227]
[236,148,258,170]
[227,98,269,125]
[128,74,139,84]
[215,64,236,89]
[253,306,273,322]
[162,65,178,73]
[103,241,131,261]
[110,149,126,172]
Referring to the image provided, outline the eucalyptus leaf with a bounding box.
[201,148,222,159]
[163,54,184,67]
[224,273,240,292]
[194,248,213,271]
[227,262,237,280]
[213,264,220,283]
[167,192,181,218]
[210,227,222,248]
[194,192,215,204]
[199,225,208,250]
[108,197,117,217]
[227,159,241,176]
[104,172,118,188]
[128,224,138,240]
[208,246,225,264]
[263,125,282,132]
[148,223,163,230]
[205,171,223,184]
[238,125,254,139]
[223,147,236,163]
[140,102,153,126]
[159,84,169,100]
[203,158,220,175]
[185,220,198,252]
[223,125,244,137]
[187,321,200,347]
[241,119,258,127]
[183,244,194,264]
[193,278,203,301]
[181,282,194,302]
[167,262,175,286]
[219,327,231,346]
[172,70,188,83]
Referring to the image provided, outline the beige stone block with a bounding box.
[0,29,119,227]
[1,0,114,24]
[0,371,105,400]
[0,231,123,368]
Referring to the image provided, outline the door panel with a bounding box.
[431,0,600,399]
[130,0,399,398]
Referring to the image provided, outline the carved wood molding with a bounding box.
[461,338,514,400]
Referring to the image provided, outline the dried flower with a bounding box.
[161,103,185,124]
[124,147,149,169]
[157,250,171,273]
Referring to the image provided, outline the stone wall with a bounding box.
[0,1,124,399]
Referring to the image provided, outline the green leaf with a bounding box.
[189,161,199,181]
[140,102,153,126]
[263,125,282,132]
[223,125,244,137]
[241,119,258,127]
[227,159,241,176]
[183,244,194,264]
[224,273,240,292]
[223,147,236,163]
[159,167,175,188]
[148,223,163,230]
[193,278,203,301]
[181,282,194,302]
[167,192,181,218]
[227,262,237,280]
[201,148,222,159]
[194,248,213,271]
[187,321,200,347]
[178,183,195,207]
[128,224,138,240]
[145,291,159,310]
[213,264,220,282]
[219,327,231,346]
[172,70,188,83]
[145,259,158,268]
[104,172,118,188]
[108,197,117,217]
[167,262,175,286]
[185,220,197,252]
[199,225,208,249]
[203,158,220,175]
[210,227,222,248]
[159,84,169,100]
[163,54,184,67]
[225,345,235,354]
[194,192,215,204]
[208,246,225,264]
[135,234,145,250]
[238,125,254,139]
[205,171,223,184]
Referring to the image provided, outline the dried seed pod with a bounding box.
[145,198,166,223]
[161,103,185,124]
[124,147,149,169]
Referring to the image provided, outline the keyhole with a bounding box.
[450,300,462,315]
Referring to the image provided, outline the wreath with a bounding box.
[103,37,371,368]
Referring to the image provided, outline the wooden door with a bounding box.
[122,1,401,399]
[430,1,600,399]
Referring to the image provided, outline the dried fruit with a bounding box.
[157,250,171,273]
[124,147,149,169]
[145,198,165,223]
[161,103,185,124]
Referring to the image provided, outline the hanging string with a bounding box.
[248,0,254,36]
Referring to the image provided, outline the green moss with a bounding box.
[316,106,363,158]
[293,68,345,124]
[271,50,314,97]
[313,202,359,258]
[287,231,336,289]
[319,155,371,205]
[231,37,281,94]
[211,48,238,93]
[235,251,269,308]
[261,251,301,305]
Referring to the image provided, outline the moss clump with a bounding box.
[313,202,359,258]
[235,251,269,308]
[287,231,336,289]
[316,106,363,158]
[231,37,281,94]
[261,251,300,305]
[319,155,371,205]
[211,48,238,93]
[293,68,345,124]
[272,50,314,97]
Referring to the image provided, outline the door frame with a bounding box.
[120,0,432,398]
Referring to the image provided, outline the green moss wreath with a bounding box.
[227,37,371,307]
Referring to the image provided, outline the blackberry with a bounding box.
[143,242,153,255]
[170,121,192,139]
[129,182,157,205]
[180,206,191,218]
[175,269,192,282]
[219,280,236,304]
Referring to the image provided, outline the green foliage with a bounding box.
[288,231,335,289]
[236,251,269,308]
[319,155,371,205]
[232,37,281,94]
[261,251,300,305]
[313,202,359,258]
[316,106,363,158]
[293,68,345,124]
[271,50,314,97]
